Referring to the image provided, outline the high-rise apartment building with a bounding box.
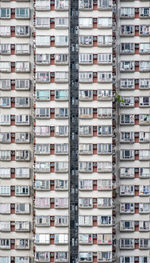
[0,0,150,263]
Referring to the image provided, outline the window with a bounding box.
[0,204,10,214]
[0,44,11,54]
[79,234,92,244]
[98,72,112,82]
[36,36,50,46]
[79,35,93,46]
[140,168,150,178]
[15,26,30,37]
[55,72,68,82]
[79,180,93,190]
[79,162,93,172]
[15,221,30,232]
[35,198,50,209]
[15,8,30,19]
[55,162,68,172]
[140,79,150,89]
[15,150,30,161]
[120,43,134,54]
[120,149,134,160]
[0,132,11,143]
[120,79,134,89]
[98,17,112,28]
[15,257,29,263]
[79,126,93,136]
[55,17,68,28]
[139,114,150,125]
[15,97,30,108]
[35,126,50,137]
[15,186,30,196]
[16,168,30,179]
[97,234,112,245]
[79,108,93,118]
[120,114,134,125]
[79,54,93,64]
[79,72,93,82]
[140,43,150,54]
[120,97,134,107]
[79,18,93,28]
[0,239,10,249]
[0,80,11,90]
[35,0,50,10]
[0,151,11,161]
[36,90,50,101]
[98,89,112,100]
[0,97,11,107]
[97,108,112,118]
[98,54,112,64]
[97,198,112,208]
[55,216,68,226]
[139,186,150,196]
[55,198,68,208]
[139,257,150,263]
[79,144,92,154]
[140,61,150,72]
[0,8,10,18]
[0,221,10,232]
[55,54,68,64]
[97,144,112,154]
[120,168,134,178]
[36,17,50,28]
[120,7,135,18]
[79,198,93,208]
[0,186,10,196]
[35,180,50,190]
[55,179,68,191]
[35,144,50,155]
[36,72,50,82]
[79,0,93,9]
[139,25,150,36]
[35,216,50,226]
[15,62,30,72]
[98,35,112,46]
[0,26,11,37]
[139,150,150,160]
[120,25,134,36]
[79,90,93,100]
[0,258,10,263]
[55,0,69,10]
[98,125,112,136]
[139,239,150,249]
[35,108,50,118]
[120,221,134,232]
[35,234,49,244]
[35,162,50,172]
[55,90,68,100]
[97,162,112,172]
[120,61,134,72]
[55,126,68,136]
[15,239,30,249]
[79,216,93,226]
[55,108,69,118]
[97,180,112,190]
[98,252,112,262]
[79,252,92,262]
[139,203,150,213]
[15,203,30,214]
[120,132,134,143]
[55,234,68,244]
[120,203,134,213]
[55,36,68,46]
[140,97,150,107]
[55,252,68,262]
[0,115,10,126]
[140,8,150,18]
[55,144,68,154]
[0,62,11,72]
[98,0,112,9]
[120,239,134,249]
[120,185,134,196]
[0,168,11,178]
[35,252,50,262]
[15,44,30,55]
[15,80,30,90]
[36,54,50,64]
